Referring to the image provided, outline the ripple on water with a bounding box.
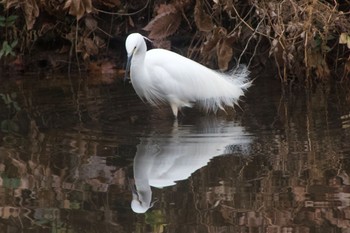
[0,74,350,232]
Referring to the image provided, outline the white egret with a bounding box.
[130,117,252,213]
[125,33,251,117]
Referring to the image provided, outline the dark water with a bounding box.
[0,73,350,233]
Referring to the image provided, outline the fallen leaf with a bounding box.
[174,0,192,9]
[2,0,19,9]
[64,0,93,20]
[128,16,135,27]
[84,37,98,55]
[202,27,226,53]
[194,0,214,32]
[307,49,330,78]
[156,4,177,15]
[217,36,234,70]
[85,16,98,31]
[23,0,40,30]
[152,40,171,50]
[143,4,181,40]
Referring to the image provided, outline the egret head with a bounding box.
[131,199,148,213]
[125,33,147,57]
[131,195,157,214]
[131,187,149,213]
[125,33,148,81]
[130,179,156,213]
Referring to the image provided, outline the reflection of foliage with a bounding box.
[0,93,20,112]
[0,77,349,232]
[0,92,21,133]
[145,210,167,233]
[0,174,20,188]
[0,13,18,58]
[0,40,17,58]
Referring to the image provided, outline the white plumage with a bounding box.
[125,33,251,117]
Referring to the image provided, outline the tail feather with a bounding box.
[197,65,251,113]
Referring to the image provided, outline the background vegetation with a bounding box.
[0,0,350,84]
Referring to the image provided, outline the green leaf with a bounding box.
[13,102,21,111]
[5,15,17,26]
[0,41,15,57]
[0,16,5,27]
[2,40,8,48]
[1,41,11,56]
[0,93,11,104]
[10,92,17,99]
[2,177,20,188]
[323,45,331,52]
[70,201,81,209]
[35,219,49,225]
[6,15,18,22]
[10,39,18,48]
[1,120,19,133]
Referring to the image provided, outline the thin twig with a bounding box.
[231,4,274,40]
[247,31,262,69]
[236,17,265,68]
[95,0,150,16]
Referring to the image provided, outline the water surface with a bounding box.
[0,74,350,233]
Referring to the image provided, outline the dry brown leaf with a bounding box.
[23,0,40,30]
[222,0,234,16]
[152,40,171,50]
[194,0,214,32]
[85,16,98,31]
[84,38,98,55]
[143,4,181,40]
[339,33,350,49]
[0,163,5,173]
[39,23,55,36]
[307,49,330,78]
[83,0,93,13]
[2,0,19,9]
[202,27,226,53]
[156,4,177,15]
[217,37,234,71]
[345,57,350,73]
[94,35,106,48]
[128,16,135,27]
[201,27,228,66]
[174,0,192,9]
[64,0,93,20]
[40,1,62,14]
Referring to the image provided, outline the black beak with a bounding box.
[129,179,140,200]
[124,54,132,82]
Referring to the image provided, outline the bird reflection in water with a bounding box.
[130,117,252,213]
